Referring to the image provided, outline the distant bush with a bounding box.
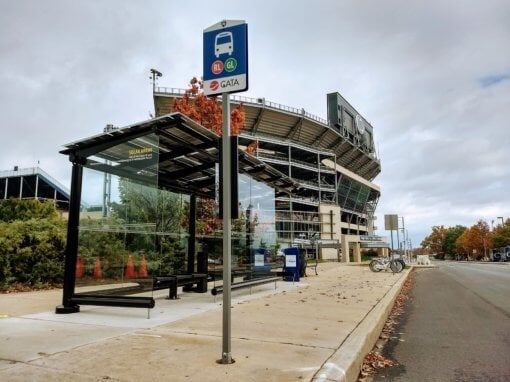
[0,199,58,222]
[0,218,66,290]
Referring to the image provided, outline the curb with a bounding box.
[312,270,411,382]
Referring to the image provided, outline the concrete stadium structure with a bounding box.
[153,87,387,261]
[0,166,70,210]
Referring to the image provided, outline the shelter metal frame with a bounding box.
[56,112,297,313]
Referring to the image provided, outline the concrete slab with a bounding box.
[21,281,302,330]
[0,263,410,382]
[28,331,333,381]
[0,317,131,364]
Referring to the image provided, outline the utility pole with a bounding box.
[102,124,117,218]
[401,216,406,262]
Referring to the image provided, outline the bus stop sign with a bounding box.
[203,20,248,96]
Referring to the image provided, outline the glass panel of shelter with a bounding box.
[75,133,166,298]
[206,174,280,292]
[74,134,287,300]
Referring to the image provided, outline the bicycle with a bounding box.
[369,257,403,273]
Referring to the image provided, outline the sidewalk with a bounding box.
[0,263,409,382]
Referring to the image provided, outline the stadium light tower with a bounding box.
[498,216,504,226]
[150,68,162,92]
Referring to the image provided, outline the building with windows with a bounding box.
[153,87,387,261]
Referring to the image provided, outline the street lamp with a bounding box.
[483,233,487,260]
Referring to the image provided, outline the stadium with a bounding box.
[52,81,388,311]
[1,87,386,264]
[153,86,385,261]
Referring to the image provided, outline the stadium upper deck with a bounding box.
[154,88,380,181]
[153,87,383,257]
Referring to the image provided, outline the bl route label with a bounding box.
[203,20,248,96]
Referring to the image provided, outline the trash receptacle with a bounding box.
[251,247,271,277]
[283,247,300,282]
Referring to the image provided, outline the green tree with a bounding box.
[0,218,66,289]
[110,179,188,275]
[444,225,467,256]
[112,179,186,235]
[0,199,58,222]
[0,199,65,290]
[492,218,510,248]
[77,216,127,279]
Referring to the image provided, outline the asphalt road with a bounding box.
[373,262,510,382]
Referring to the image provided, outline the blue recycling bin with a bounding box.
[283,247,300,282]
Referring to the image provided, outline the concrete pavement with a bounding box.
[0,263,410,382]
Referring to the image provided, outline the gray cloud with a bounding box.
[1,0,509,246]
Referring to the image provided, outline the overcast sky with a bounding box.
[1,0,509,247]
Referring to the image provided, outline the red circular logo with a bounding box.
[211,60,224,75]
[210,81,219,91]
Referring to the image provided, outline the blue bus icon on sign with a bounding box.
[203,20,248,96]
[215,31,233,58]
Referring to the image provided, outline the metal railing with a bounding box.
[154,87,381,161]
[0,167,70,195]
[155,87,329,126]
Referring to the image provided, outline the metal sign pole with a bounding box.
[221,92,233,364]
[204,18,247,365]
[401,216,406,261]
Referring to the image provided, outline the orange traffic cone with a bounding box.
[92,257,103,279]
[76,256,84,278]
[125,255,136,278]
[138,255,148,277]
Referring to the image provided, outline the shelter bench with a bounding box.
[208,268,250,283]
[210,276,279,296]
[151,273,208,299]
[70,273,207,309]
[70,294,155,309]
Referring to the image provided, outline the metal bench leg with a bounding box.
[169,278,178,299]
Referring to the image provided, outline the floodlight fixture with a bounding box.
[150,68,163,92]
[150,68,162,77]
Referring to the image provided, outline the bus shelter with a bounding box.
[56,112,297,313]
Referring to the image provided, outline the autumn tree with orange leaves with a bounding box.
[420,225,448,257]
[171,77,246,136]
[455,220,492,260]
[172,77,247,235]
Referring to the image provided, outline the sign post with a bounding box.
[384,214,399,253]
[221,92,232,364]
[204,19,248,365]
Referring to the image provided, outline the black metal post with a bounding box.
[187,194,196,274]
[218,137,239,219]
[56,158,84,314]
[230,136,239,219]
[330,210,333,239]
[246,205,252,265]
